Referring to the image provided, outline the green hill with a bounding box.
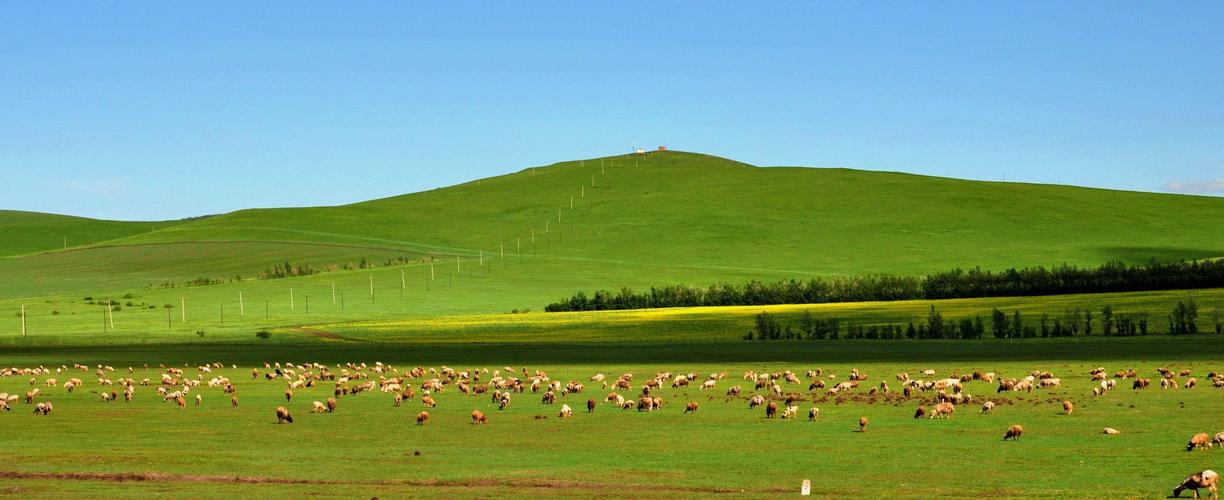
[2,150,1223,297]
[0,210,180,257]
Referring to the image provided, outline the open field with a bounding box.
[0,338,1222,498]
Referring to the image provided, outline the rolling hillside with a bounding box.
[0,210,180,257]
[4,151,1222,293]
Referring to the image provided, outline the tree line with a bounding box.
[743,300,1215,341]
[544,260,1224,312]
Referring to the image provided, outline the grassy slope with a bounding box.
[0,210,181,257]
[5,151,1224,298]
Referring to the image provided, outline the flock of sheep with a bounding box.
[1,361,1221,498]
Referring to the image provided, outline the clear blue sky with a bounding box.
[2,3,1221,220]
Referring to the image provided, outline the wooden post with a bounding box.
[20,304,26,337]
[167,308,171,330]
[181,296,186,322]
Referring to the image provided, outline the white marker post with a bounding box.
[801,479,811,496]
[430,259,435,280]
[290,289,295,311]
[239,292,245,316]
[369,276,374,299]
[400,269,406,290]
[181,296,186,322]
[332,282,337,304]
[107,301,114,330]
[20,304,26,337]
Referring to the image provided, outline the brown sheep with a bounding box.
[749,395,766,408]
[930,402,955,419]
[765,401,778,419]
[231,395,239,408]
[637,397,653,412]
[285,389,293,402]
[859,416,868,432]
[1173,470,1219,499]
[1215,432,1224,447]
[1063,400,1074,415]
[808,407,819,421]
[416,411,429,425]
[471,410,487,424]
[1004,424,1023,441]
[422,394,436,408]
[276,406,293,424]
[25,388,38,404]
[586,398,596,413]
[326,397,337,413]
[175,395,186,409]
[1188,433,1213,451]
[1133,378,1151,390]
[684,401,699,414]
[913,406,927,419]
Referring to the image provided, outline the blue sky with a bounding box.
[2,3,1221,220]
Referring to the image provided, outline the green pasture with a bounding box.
[0,339,1221,498]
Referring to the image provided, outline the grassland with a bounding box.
[2,151,1224,497]
[1,338,1222,498]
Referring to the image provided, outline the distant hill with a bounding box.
[0,210,179,257]
[1,151,1221,298]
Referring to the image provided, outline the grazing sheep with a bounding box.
[1004,424,1023,441]
[175,395,186,409]
[980,401,996,414]
[326,397,337,413]
[684,401,699,414]
[586,398,596,413]
[783,405,798,420]
[859,416,868,432]
[416,411,430,425]
[284,389,293,402]
[808,407,819,421]
[0,400,8,412]
[393,393,403,407]
[1214,432,1224,447]
[275,406,293,424]
[422,394,436,408]
[472,410,487,424]
[195,394,202,406]
[1102,427,1120,435]
[25,388,39,404]
[32,402,53,415]
[558,404,573,418]
[1133,378,1151,390]
[637,397,653,412]
[765,402,778,419]
[312,401,327,413]
[749,395,766,408]
[1188,433,1213,451]
[1063,400,1074,415]
[726,385,741,396]
[231,395,239,407]
[1173,470,1219,499]
[914,406,927,419]
[930,402,956,419]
